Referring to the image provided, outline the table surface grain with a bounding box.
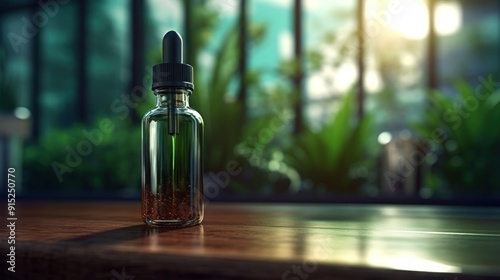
[1,201,500,280]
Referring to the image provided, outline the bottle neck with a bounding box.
[154,88,190,108]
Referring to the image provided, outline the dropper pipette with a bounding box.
[162,31,182,135]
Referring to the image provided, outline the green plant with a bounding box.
[284,90,377,193]
[197,24,303,193]
[414,79,500,197]
[232,106,301,193]
[23,119,141,194]
[148,4,266,173]
[147,3,299,193]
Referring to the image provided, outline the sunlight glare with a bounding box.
[389,0,429,40]
[378,132,392,145]
[435,2,462,36]
[14,107,31,120]
[279,31,293,60]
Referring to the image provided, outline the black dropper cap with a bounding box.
[152,31,194,91]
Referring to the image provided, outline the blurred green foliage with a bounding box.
[182,1,268,173]
[23,119,141,194]
[22,0,375,195]
[22,0,299,194]
[415,77,500,197]
[178,0,301,192]
[14,0,500,199]
[284,90,377,193]
[194,23,247,173]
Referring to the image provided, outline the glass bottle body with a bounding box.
[142,88,203,227]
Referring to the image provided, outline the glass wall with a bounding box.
[40,2,77,131]
[0,0,499,202]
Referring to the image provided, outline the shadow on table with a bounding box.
[58,224,202,247]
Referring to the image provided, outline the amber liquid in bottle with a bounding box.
[142,90,203,227]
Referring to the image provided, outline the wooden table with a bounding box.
[1,202,500,279]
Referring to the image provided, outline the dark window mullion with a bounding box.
[293,0,303,134]
[427,0,437,91]
[238,0,248,107]
[183,0,194,65]
[130,0,145,123]
[356,0,365,120]
[31,6,41,139]
[76,0,87,125]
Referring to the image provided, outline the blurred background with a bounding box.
[1,0,499,203]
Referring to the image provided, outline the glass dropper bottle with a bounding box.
[142,31,204,227]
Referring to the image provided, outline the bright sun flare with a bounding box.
[388,0,462,40]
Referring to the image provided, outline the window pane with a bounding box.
[437,0,500,87]
[199,0,239,94]
[40,2,77,132]
[250,0,292,79]
[364,0,427,128]
[421,0,500,197]
[304,1,357,129]
[144,0,182,108]
[249,0,293,116]
[87,0,131,122]
[0,11,33,112]
[362,0,428,196]
[146,0,182,64]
